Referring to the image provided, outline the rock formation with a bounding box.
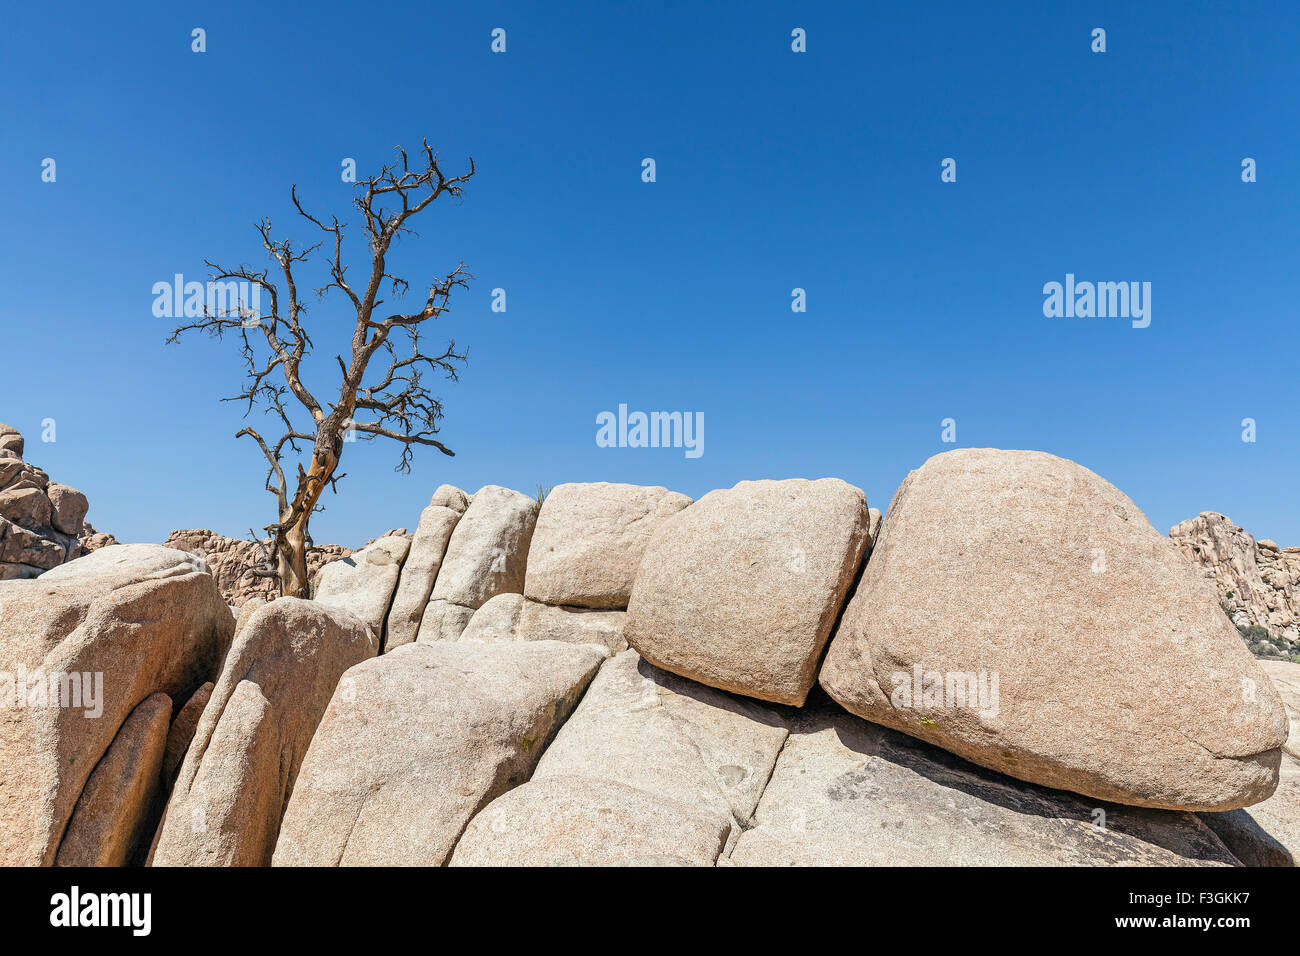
[0,424,108,580]
[819,449,1287,812]
[2,458,1296,868]
[625,478,869,706]
[1171,512,1300,661]
[150,598,376,866]
[0,544,232,865]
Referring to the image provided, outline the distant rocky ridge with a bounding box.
[0,424,115,580]
[1171,512,1300,662]
[163,529,351,607]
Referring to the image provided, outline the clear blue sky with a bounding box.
[3,1,1297,548]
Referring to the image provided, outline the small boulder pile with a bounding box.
[0,424,109,580]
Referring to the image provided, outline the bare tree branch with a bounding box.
[167,142,474,596]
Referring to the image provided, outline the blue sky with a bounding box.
[2,1,1297,548]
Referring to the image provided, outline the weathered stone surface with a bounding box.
[384,485,469,652]
[428,485,536,611]
[454,650,790,865]
[728,700,1240,866]
[450,775,729,867]
[0,425,23,458]
[151,598,376,866]
[164,530,350,607]
[1200,758,1299,866]
[415,598,476,643]
[54,693,171,867]
[524,482,692,609]
[459,593,626,655]
[1199,661,1300,865]
[0,544,232,865]
[1260,659,1300,760]
[314,535,410,639]
[625,478,869,705]
[272,639,604,866]
[46,483,88,536]
[233,597,265,639]
[1171,512,1300,660]
[162,682,213,786]
[820,448,1289,811]
[0,487,51,528]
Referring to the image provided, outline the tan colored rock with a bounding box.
[428,485,537,610]
[233,597,265,639]
[54,693,171,867]
[46,483,88,536]
[1260,659,1300,761]
[459,593,626,655]
[459,592,526,642]
[729,699,1239,866]
[384,485,469,652]
[1200,755,1299,866]
[519,601,626,654]
[0,425,22,458]
[625,478,869,705]
[0,544,232,865]
[0,486,51,527]
[150,598,376,866]
[453,650,790,865]
[1199,661,1300,865]
[534,650,788,826]
[314,535,410,639]
[162,682,213,786]
[524,482,692,609]
[450,775,729,867]
[820,448,1289,812]
[415,598,476,643]
[272,639,604,866]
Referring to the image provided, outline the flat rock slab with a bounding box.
[151,598,377,866]
[0,544,232,865]
[524,482,692,609]
[625,478,869,705]
[819,448,1289,811]
[272,639,604,866]
[451,650,790,865]
[459,593,626,655]
[450,775,729,867]
[727,700,1240,867]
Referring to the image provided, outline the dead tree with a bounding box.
[168,142,474,597]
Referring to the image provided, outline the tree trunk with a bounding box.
[276,443,340,598]
[277,513,311,598]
